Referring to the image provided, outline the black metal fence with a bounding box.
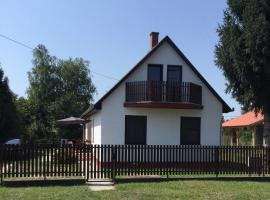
[1,144,269,183]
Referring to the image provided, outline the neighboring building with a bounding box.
[81,32,231,146]
[222,111,264,146]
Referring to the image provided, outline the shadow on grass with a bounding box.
[2,175,270,187]
[1,178,86,187]
[115,176,270,184]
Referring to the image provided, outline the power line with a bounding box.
[0,33,34,50]
[90,70,119,81]
[0,32,120,81]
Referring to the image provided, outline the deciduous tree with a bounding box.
[27,45,96,141]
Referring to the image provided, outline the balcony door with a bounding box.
[147,64,163,101]
[167,65,182,102]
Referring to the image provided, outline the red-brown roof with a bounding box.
[222,111,264,128]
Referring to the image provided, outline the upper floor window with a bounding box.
[148,64,163,81]
[167,65,182,82]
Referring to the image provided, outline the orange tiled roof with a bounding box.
[222,111,264,128]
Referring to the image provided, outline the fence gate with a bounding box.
[1,144,270,183]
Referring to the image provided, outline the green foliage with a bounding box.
[0,45,96,143]
[56,58,95,117]
[54,58,96,139]
[26,45,59,140]
[239,129,252,146]
[15,97,37,143]
[216,0,270,144]
[0,66,20,142]
[215,0,270,112]
[35,138,59,145]
[24,44,96,142]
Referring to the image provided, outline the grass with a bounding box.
[1,176,270,200]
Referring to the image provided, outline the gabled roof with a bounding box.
[222,111,263,128]
[81,36,232,118]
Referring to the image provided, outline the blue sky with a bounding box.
[0,0,241,118]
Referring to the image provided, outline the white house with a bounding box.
[81,32,231,146]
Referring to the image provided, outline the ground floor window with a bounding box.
[181,117,201,145]
[125,115,147,145]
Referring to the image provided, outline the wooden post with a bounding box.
[256,125,263,146]
[262,146,265,177]
[166,145,169,179]
[215,146,219,178]
[82,124,85,142]
[111,146,117,180]
[252,127,256,146]
[236,129,241,146]
[0,145,3,185]
[251,125,264,146]
[230,130,234,146]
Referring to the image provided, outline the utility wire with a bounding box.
[0,32,120,81]
[90,70,119,81]
[0,33,34,50]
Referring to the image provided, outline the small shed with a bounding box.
[222,111,264,146]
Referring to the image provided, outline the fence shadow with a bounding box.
[115,176,270,184]
[3,176,270,187]
[2,178,85,187]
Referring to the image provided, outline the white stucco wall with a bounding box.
[99,41,223,145]
[85,112,102,144]
[84,122,91,141]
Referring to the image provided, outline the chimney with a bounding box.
[150,32,159,49]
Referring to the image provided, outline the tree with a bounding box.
[55,58,96,139]
[215,0,270,145]
[56,58,95,118]
[27,45,58,140]
[15,97,36,143]
[27,45,96,141]
[0,66,19,142]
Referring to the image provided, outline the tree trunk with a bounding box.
[263,107,270,146]
[255,125,263,146]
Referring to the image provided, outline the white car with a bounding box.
[5,139,22,145]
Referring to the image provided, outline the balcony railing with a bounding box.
[125,81,202,105]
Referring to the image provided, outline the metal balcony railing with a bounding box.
[125,81,202,105]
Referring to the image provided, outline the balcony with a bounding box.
[124,81,203,109]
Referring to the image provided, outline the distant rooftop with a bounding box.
[222,111,263,128]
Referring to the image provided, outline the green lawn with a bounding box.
[1,178,270,200]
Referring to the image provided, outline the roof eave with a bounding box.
[223,106,233,113]
[164,37,232,113]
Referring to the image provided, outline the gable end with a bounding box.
[81,36,232,118]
